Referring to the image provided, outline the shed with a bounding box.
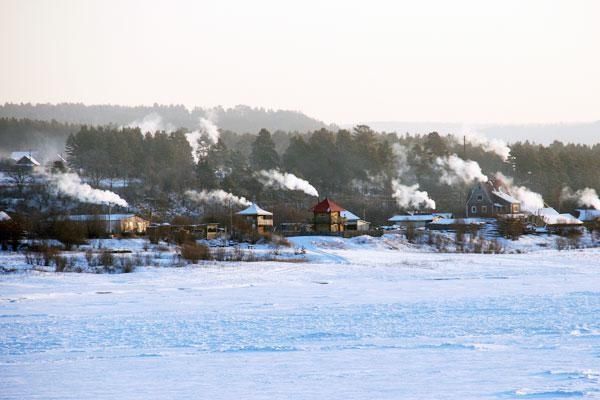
[66,214,149,235]
[341,210,370,231]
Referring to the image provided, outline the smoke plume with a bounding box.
[456,128,511,161]
[560,187,600,210]
[391,179,436,210]
[185,189,250,207]
[495,172,544,213]
[49,173,128,207]
[256,170,319,197]
[185,117,221,163]
[124,113,175,135]
[435,154,488,185]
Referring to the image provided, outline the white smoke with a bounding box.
[256,170,319,197]
[391,179,436,210]
[560,187,600,210]
[185,117,221,163]
[456,128,511,161]
[185,189,250,207]
[495,172,544,213]
[48,173,128,207]
[435,154,488,185]
[124,113,175,135]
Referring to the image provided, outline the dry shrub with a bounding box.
[181,242,212,263]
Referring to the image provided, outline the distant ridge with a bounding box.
[0,103,334,134]
[343,121,600,145]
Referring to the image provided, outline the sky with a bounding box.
[1,0,599,125]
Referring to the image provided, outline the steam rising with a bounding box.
[256,170,319,197]
[435,154,488,185]
[391,179,436,210]
[124,113,175,134]
[560,187,600,210]
[185,189,250,207]
[49,173,128,207]
[185,117,221,163]
[457,129,511,161]
[495,172,544,213]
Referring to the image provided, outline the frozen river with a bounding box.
[1,243,600,399]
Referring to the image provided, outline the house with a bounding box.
[466,180,520,218]
[277,222,313,236]
[341,210,370,231]
[312,198,345,233]
[147,223,222,242]
[15,154,41,168]
[574,209,600,223]
[387,212,453,229]
[236,203,273,234]
[528,208,583,233]
[66,214,150,235]
[428,218,487,231]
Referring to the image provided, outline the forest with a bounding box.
[1,116,599,225]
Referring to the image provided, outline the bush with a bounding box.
[181,242,211,263]
[99,251,114,268]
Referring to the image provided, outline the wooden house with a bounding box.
[312,198,345,233]
[466,181,520,218]
[528,208,583,234]
[388,213,453,229]
[66,214,150,235]
[236,203,273,234]
[341,210,370,231]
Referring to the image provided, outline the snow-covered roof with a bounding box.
[536,207,560,216]
[66,214,138,222]
[430,218,486,225]
[576,209,600,222]
[10,151,36,161]
[537,212,582,226]
[0,211,11,221]
[388,214,436,222]
[236,203,273,216]
[341,210,360,221]
[491,190,519,204]
[15,155,40,166]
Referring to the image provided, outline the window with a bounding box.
[471,206,477,214]
[477,195,483,202]
[482,205,487,213]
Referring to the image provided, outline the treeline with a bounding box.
[0,103,332,134]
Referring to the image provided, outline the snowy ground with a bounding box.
[1,237,600,399]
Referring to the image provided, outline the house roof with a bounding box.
[66,214,139,222]
[534,208,582,225]
[0,211,11,221]
[576,209,600,222]
[388,214,436,222]
[16,155,40,166]
[10,151,36,161]
[312,198,345,213]
[430,218,486,225]
[236,203,273,216]
[341,210,360,221]
[491,190,519,205]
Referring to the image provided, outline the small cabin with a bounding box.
[528,208,583,234]
[388,213,452,229]
[312,198,345,233]
[66,214,149,235]
[341,210,370,231]
[236,203,273,234]
[466,181,520,218]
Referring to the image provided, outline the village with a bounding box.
[1,149,599,273]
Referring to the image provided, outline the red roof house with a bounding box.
[312,198,345,233]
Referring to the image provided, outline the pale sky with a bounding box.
[1,0,599,125]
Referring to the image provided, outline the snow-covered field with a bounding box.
[1,237,600,399]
